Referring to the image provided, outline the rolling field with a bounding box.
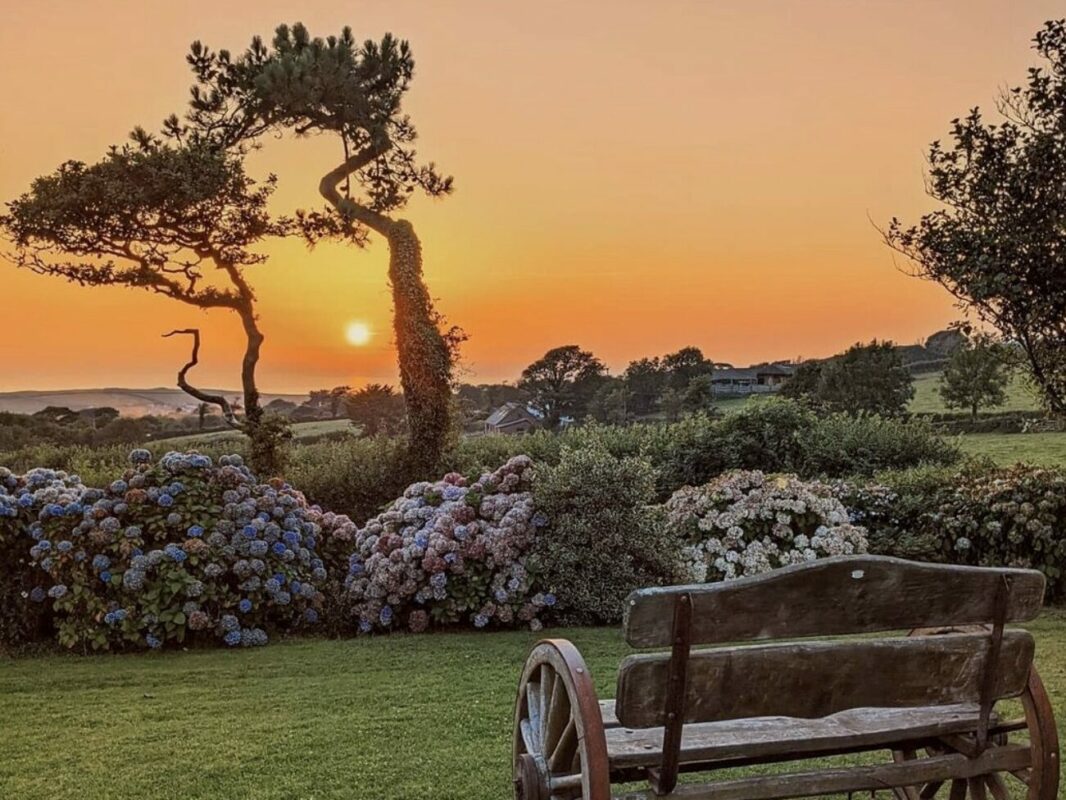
[156,418,356,446]
[956,431,1066,467]
[909,371,1042,414]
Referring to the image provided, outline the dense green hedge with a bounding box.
[0,400,961,523]
[846,463,1066,600]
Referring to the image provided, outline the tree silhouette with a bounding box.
[886,20,1066,415]
[519,345,606,429]
[2,135,292,473]
[178,22,460,468]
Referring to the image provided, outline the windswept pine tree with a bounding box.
[1,132,293,473]
[180,23,461,469]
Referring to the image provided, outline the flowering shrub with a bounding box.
[332,456,553,633]
[531,446,681,625]
[1,450,329,651]
[665,470,869,582]
[848,464,1066,600]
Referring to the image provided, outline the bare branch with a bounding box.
[162,328,243,429]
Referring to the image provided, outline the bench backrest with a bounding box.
[615,556,1045,729]
[623,556,1045,647]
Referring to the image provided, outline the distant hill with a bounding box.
[0,388,309,417]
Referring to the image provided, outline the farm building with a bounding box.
[710,363,794,395]
[484,402,540,434]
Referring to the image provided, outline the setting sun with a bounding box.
[345,321,372,347]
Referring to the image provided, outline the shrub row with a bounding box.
[0,399,961,522]
[843,463,1066,600]
[5,437,1060,654]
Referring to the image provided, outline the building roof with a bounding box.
[486,402,537,427]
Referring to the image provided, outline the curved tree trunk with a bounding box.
[235,300,265,426]
[318,151,455,471]
[387,220,453,471]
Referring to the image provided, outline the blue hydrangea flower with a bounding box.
[157,493,174,508]
[129,449,151,464]
[221,614,240,632]
[57,540,73,553]
[163,544,187,563]
[29,586,46,603]
[146,634,162,649]
[187,525,204,538]
[92,554,110,571]
[47,584,68,599]
[223,630,241,646]
[473,613,489,628]
[543,593,557,607]
[100,571,112,583]
[379,606,394,625]
[304,608,319,624]
[238,598,253,613]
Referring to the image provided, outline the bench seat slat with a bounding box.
[605,703,987,768]
[624,556,1046,648]
[615,630,1033,728]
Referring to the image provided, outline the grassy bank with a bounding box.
[956,431,1066,466]
[1,614,1064,799]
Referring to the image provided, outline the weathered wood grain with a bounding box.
[615,630,1034,727]
[605,703,988,768]
[623,556,1045,647]
[610,744,1032,800]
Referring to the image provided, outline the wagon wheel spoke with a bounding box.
[1007,768,1030,786]
[983,773,1010,800]
[513,640,610,800]
[891,747,933,800]
[946,778,968,800]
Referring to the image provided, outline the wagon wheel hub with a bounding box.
[513,753,551,800]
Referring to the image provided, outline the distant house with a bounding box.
[710,363,794,396]
[484,402,539,434]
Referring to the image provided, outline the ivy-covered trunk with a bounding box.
[387,220,453,472]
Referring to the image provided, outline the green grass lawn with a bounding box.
[2,614,1065,800]
[909,371,1042,415]
[158,418,356,447]
[955,431,1066,467]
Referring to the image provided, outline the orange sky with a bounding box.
[1,0,1060,393]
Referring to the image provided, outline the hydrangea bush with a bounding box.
[331,456,554,633]
[1,450,329,650]
[848,464,1066,600]
[664,470,869,582]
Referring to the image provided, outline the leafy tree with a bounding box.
[623,357,666,416]
[662,346,714,390]
[180,22,460,467]
[519,345,606,429]
[263,398,298,416]
[681,375,717,413]
[588,379,629,424]
[885,20,1066,415]
[939,333,1012,420]
[816,341,915,417]
[780,361,824,401]
[328,386,352,419]
[346,384,406,435]
[659,387,684,422]
[2,137,291,474]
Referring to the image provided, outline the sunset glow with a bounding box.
[2,1,1062,392]
[345,321,372,347]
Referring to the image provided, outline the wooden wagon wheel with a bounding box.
[890,627,1060,800]
[513,639,610,800]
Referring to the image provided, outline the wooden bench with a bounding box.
[511,556,1060,800]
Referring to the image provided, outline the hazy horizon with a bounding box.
[3,0,1062,392]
